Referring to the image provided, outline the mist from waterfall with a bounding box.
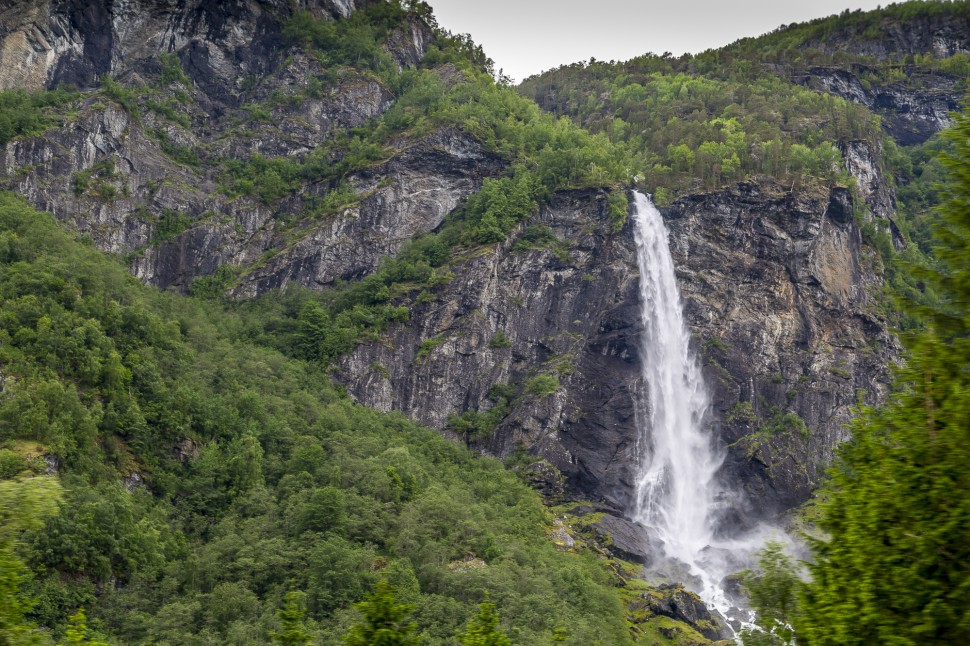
[629,190,734,612]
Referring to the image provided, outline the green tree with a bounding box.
[738,543,800,646]
[457,597,511,646]
[62,609,109,646]
[796,100,970,644]
[0,477,63,645]
[270,591,312,646]
[344,580,420,646]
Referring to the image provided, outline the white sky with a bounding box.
[427,0,891,82]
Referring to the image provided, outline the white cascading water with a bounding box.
[629,190,730,611]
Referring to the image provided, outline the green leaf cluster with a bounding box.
[0,87,78,146]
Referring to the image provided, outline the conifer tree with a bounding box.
[344,580,420,646]
[457,596,511,646]
[270,591,312,646]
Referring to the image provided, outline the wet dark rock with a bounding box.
[588,513,660,566]
[633,584,734,642]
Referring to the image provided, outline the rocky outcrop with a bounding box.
[3,100,194,253]
[1,3,450,292]
[791,65,963,145]
[0,0,376,98]
[384,14,434,70]
[632,584,734,642]
[118,126,502,293]
[228,128,503,296]
[794,11,970,61]
[587,512,660,566]
[839,137,907,249]
[841,138,895,222]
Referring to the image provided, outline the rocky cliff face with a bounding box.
[794,10,970,61]
[789,65,964,145]
[668,180,896,517]
[227,127,503,297]
[0,0,374,96]
[336,177,897,522]
[0,1,469,295]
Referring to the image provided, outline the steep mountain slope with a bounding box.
[724,2,970,144]
[0,0,480,291]
[0,2,703,643]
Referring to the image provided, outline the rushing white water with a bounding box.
[629,190,730,611]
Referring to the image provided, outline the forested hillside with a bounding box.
[0,193,635,644]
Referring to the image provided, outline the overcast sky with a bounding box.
[427,0,890,82]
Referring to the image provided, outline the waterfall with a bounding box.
[629,190,729,611]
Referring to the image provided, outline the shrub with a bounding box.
[524,374,559,398]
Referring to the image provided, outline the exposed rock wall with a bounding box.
[337,180,897,520]
[0,0,376,97]
[794,11,970,61]
[228,128,504,297]
[665,180,896,517]
[791,65,963,145]
[1,3,449,293]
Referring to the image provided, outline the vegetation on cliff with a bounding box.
[519,0,967,201]
[520,66,877,198]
